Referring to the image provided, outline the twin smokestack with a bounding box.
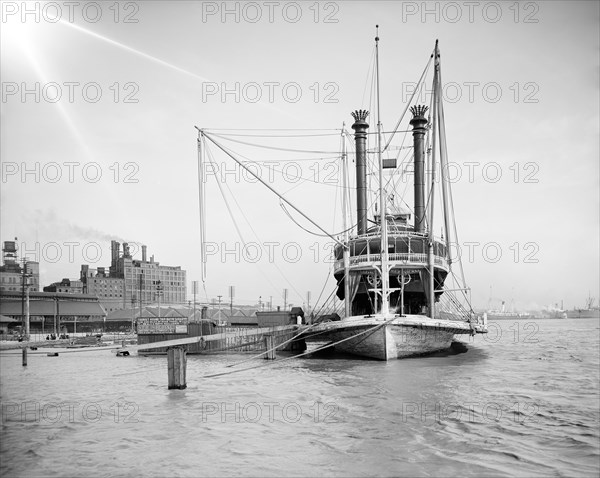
[351,106,429,235]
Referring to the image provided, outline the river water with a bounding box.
[1,318,598,477]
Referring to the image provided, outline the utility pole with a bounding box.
[157,280,163,319]
[20,258,31,341]
[192,281,198,321]
[131,294,137,334]
[24,271,30,340]
[217,295,223,324]
[138,273,143,334]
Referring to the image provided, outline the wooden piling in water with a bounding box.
[22,348,27,366]
[264,334,276,360]
[167,346,187,389]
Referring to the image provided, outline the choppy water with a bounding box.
[1,318,599,477]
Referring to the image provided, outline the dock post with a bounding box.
[264,334,276,360]
[22,348,27,366]
[167,346,187,389]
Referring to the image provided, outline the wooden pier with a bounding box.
[118,325,304,389]
[123,324,303,354]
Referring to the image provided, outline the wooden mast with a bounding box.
[375,25,390,316]
[342,125,351,318]
[428,40,440,319]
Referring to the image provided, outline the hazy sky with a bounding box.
[1,1,598,311]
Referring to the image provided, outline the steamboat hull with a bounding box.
[306,315,482,361]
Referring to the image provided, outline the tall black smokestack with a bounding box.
[410,105,429,233]
[111,240,120,267]
[351,110,369,235]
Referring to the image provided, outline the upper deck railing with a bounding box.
[334,252,448,272]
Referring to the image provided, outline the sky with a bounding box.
[1,0,598,312]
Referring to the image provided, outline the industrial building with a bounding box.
[80,240,187,313]
[0,289,106,336]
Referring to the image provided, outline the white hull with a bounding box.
[306,314,483,361]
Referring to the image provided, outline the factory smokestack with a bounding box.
[142,245,147,262]
[351,110,370,235]
[410,105,429,233]
[111,241,120,268]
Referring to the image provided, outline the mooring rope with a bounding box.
[201,316,398,379]
[225,322,323,368]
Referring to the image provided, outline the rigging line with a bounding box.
[383,51,434,153]
[240,155,341,162]
[206,142,292,299]
[312,256,353,318]
[205,144,249,245]
[203,128,340,132]
[209,140,347,190]
[328,129,343,241]
[387,147,414,203]
[312,266,337,317]
[204,138,319,305]
[197,131,207,284]
[386,124,412,192]
[219,177,306,304]
[422,81,438,231]
[383,57,433,155]
[209,133,340,154]
[343,130,356,228]
[202,131,344,248]
[205,132,342,138]
[438,76,464,288]
[225,321,323,368]
[361,45,377,108]
[202,316,399,380]
[279,201,354,238]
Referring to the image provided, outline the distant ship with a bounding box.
[538,306,567,319]
[566,295,600,318]
[485,300,535,321]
